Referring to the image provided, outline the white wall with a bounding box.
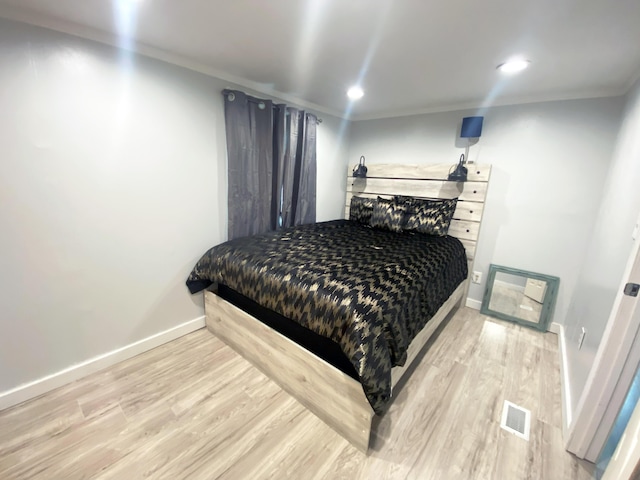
[564,78,640,417]
[348,98,624,324]
[317,115,350,221]
[0,19,347,398]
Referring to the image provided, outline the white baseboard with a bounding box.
[548,322,561,334]
[0,316,206,412]
[557,324,573,439]
[466,297,482,310]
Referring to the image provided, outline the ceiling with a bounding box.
[1,0,639,120]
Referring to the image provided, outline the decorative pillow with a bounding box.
[370,197,406,232]
[393,195,415,205]
[404,197,458,236]
[349,196,376,224]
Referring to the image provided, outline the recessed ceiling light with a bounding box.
[347,86,364,100]
[497,59,531,74]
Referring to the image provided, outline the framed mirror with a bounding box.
[480,264,560,331]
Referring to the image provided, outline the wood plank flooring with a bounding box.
[0,308,594,479]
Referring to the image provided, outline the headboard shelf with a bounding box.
[347,178,487,202]
[350,163,491,182]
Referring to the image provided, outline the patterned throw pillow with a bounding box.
[404,197,458,236]
[393,195,414,205]
[349,196,376,224]
[370,197,406,232]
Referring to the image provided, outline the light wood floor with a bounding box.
[0,307,594,479]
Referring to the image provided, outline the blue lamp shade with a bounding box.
[461,116,484,138]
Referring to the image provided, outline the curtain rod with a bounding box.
[223,90,323,123]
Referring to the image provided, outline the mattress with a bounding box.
[187,220,468,414]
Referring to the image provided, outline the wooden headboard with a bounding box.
[345,163,491,266]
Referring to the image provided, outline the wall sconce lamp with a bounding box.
[461,116,483,164]
[448,154,468,182]
[448,116,484,182]
[353,155,367,178]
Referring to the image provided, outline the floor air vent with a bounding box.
[500,400,531,441]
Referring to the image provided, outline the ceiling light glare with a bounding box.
[347,86,364,100]
[497,59,530,74]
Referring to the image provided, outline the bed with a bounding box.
[188,163,491,452]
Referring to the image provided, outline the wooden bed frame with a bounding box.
[204,163,491,452]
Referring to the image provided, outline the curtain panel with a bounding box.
[223,89,317,240]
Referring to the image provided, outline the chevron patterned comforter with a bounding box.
[186,220,467,414]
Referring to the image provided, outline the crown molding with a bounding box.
[350,88,627,122]
[623,67,640,94]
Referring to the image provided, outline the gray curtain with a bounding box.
[273,104,288,229]
[224,90,275,239]
[293,111,317,226]
[276,107,317,228]
[224,89,317,239]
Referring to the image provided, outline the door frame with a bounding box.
[566,228,640,461]
[601,375,640,479]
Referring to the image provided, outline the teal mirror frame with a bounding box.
[480,264,560,331]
